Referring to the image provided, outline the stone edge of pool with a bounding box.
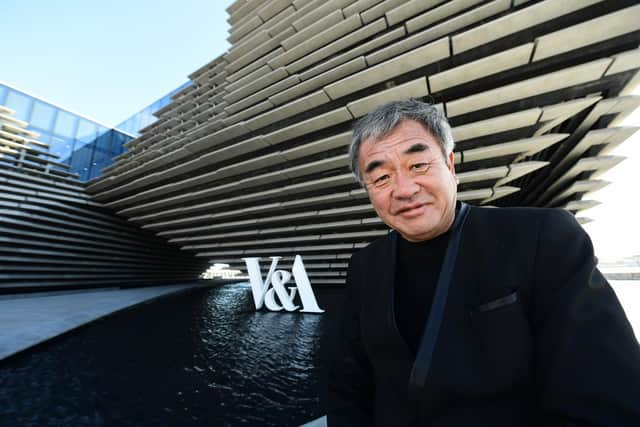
[0,282,220,362]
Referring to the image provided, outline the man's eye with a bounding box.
[373,175,390,186]
[411,163,429,172]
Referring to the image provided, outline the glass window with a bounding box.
[115,115,140,136]
[49,135,74,164]
[89,159,109,180]
[30,101,56,131]
[135,114,146,133]
[75,119,98,146]
[125,120,135,134]
[134,116,143,135]
[29,126,52,145]
[0,85,8,105]
[77,168,90,182]
[5,90,32,121]
[140,110,158,131]
[96,125,109,137]
[111,131,130,156]
[53,110,78,138]
[70,142,95,181]
[153,98,168,110]
[92,130,112,163]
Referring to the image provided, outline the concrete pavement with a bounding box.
[0,283,207,361]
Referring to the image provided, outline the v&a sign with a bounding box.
[243,255,324,314]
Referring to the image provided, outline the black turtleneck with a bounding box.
[394,229,451,355]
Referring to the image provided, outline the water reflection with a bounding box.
[0,284,344,427]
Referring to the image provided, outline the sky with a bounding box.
[581,105,640,261]
[1,0,235,127]
[1,1,638,259]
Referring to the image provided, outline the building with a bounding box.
[116,81,193,137]
[0,80,193,181]
[0,86,207,291]
[0,81,134,181]
[2,0,640,290]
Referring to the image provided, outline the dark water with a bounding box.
[0,284,345,427]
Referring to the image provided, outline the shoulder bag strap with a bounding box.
[408,201,471,399]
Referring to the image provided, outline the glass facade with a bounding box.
[0,80,191,181]
[0,82,134,181]
[116,81,192,137]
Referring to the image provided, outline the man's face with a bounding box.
[359,119,458,242]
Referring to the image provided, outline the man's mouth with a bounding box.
[395,203,426,216]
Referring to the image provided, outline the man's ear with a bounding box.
[447,151,456,173]
[447,151,459,184]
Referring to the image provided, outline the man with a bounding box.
[327,99,640,426]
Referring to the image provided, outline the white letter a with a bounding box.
[292,255,324,313]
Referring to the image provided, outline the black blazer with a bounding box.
[328,205,640,426]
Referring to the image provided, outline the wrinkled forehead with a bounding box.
[360,135,432,159]
[360,121,438,157]
[360,118,429,142]
[363,124,450,171]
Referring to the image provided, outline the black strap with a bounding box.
[407,202,471,399]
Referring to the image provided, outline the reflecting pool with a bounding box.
[0,284,345,426]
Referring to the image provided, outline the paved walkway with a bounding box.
[0,283,208,361]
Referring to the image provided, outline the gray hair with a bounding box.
[349,99,455,185]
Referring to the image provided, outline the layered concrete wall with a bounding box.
[54,1,640,284]
[0,105,208,291]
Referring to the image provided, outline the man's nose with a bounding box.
[392,170,418,199]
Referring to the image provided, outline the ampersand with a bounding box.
[264,269,300,311]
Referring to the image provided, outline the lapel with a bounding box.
[387,231,414,358]
[408,202,472,399]
[361,231,413,373]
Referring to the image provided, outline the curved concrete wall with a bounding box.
[0,105,208,292]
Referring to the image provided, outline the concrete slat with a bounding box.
[446,58,613,117]
[452,0,604,54]
[429,43,534,93]
[324,37,449,100]
[346,77,429,118]
[405,0,486,34]
[533,5,640,62]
